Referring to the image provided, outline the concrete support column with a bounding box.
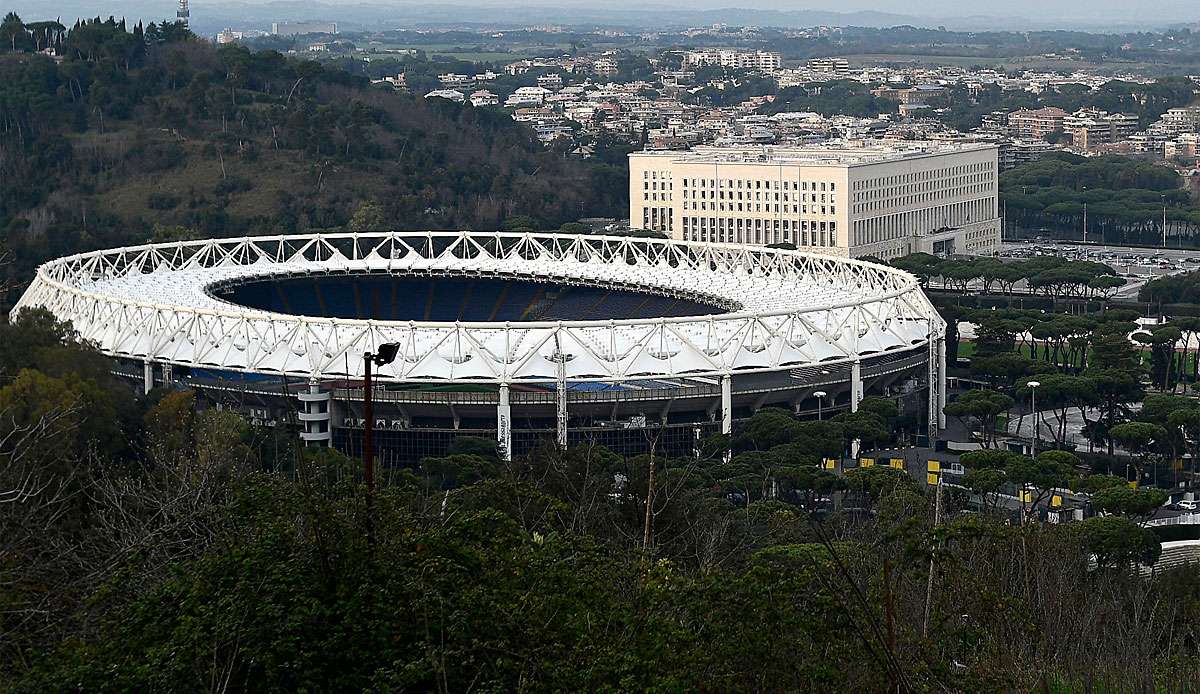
[720,374,732,435]
[142,360,154,395]
[497,383,512,462]
[721,374,733,464]
[850,358,862,413]
[937,336,947,430]
[555,332,568,449]
[928,322,938,438]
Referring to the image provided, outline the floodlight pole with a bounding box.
[362,343,401,543]
[1027,381,1041,459]
[363,352,375,506]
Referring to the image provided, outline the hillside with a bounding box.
[0,16,628,286]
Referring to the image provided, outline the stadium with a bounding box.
[12,231,947,462]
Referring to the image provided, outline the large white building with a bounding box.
[629,142,1001,260]
[683,49,782,73]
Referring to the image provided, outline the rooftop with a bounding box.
[630,140,997,167]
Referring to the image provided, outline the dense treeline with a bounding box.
[760,79,898,118]
[1,308,1198,690]
[1000,153,1200,245]
[0,14,627,288]
[893,251,1125,298]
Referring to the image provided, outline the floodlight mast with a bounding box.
[362,343,401,541]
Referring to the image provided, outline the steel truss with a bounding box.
[13,231,946,385]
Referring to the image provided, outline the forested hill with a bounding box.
[0,15,628,284]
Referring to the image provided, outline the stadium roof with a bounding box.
[13,231,944,384]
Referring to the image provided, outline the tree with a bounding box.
[1092,485,1167,520]
[1075,515,1161,569]
[1016,374,1097,446]
[1133,326,1181,392]
[1007,451,1077,515]
[1110,421,1166,485]
[2,12,25,53]
[347,199,386,231]
[1087,274,1126,300]
[943,389,1014,448]
[1088,369,1143,456]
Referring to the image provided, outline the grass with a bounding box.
[957,338,1200,377]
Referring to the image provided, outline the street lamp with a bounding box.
[813,390,827,421]
[363,343,401,523]
[1027,380,1041,458]
[1081,188,1088,245]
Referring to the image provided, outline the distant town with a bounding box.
[199,23,1200,169]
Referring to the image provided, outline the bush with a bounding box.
[147,191,180,210]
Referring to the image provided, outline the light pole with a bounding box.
[1081,191,1088,245]
[1027,380,1041,458]
[363,342,401,535]
[814,390,827,421]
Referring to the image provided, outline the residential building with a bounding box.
[629,141,1000,259]
[537,73,564,91]
[469,90,499,107]
[271,21,337,35]
[807,57,850,75]
[1008,107,1068,141]
[999,139,1056,170]
[1063,108,1138,149]
[684,50,782,72]
[505,86,550,107]
[438,73,473,89]
[592,56,619,79]
[1157,106,1200,134]
[1165,133,1200,160]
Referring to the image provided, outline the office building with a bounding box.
[629,142,1001,259]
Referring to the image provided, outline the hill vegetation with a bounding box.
[0,14,627,287]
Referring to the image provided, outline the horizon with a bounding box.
[6,0,1200,34]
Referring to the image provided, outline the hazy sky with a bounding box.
[10,0,1200,29]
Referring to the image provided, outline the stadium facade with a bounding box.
[13,231,947,462]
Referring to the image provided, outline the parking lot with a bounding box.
[998,240,1199,299]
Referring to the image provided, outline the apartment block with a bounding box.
[1008,107,1068,140]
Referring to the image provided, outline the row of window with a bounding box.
[680,216,839,247]
[852,161,992,192]
[678,177,836,192]
[682,189,834,203]
[682,202,836,215]
[851,198,994,247]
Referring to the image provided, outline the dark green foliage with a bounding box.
[761,79,896,118]
[1001,153,1198,246]
[0,19,624,290]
